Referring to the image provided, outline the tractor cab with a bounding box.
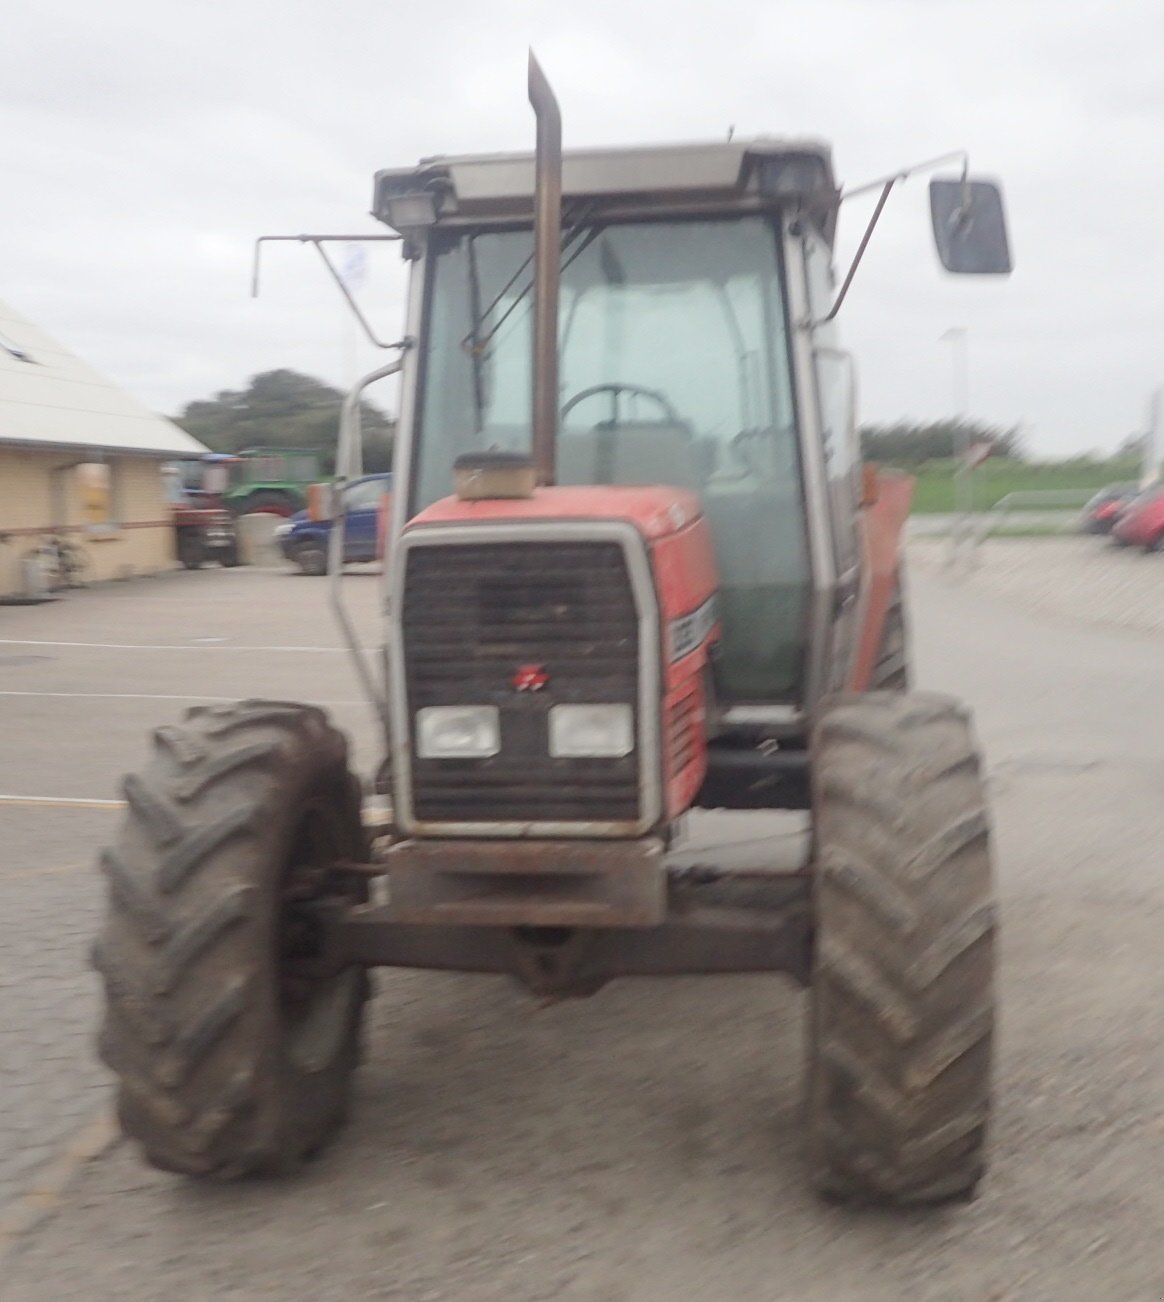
[378,142,838,713]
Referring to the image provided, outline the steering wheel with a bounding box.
[561,383,681,427]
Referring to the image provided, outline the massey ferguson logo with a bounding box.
[513,664,549,692]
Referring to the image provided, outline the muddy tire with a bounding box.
[93,700,368,1178]
[806,691,996,1205]
[176,531,206,571]
[869,573,910,691]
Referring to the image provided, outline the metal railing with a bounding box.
[939,488,1095,569]
[974,489,1095,541]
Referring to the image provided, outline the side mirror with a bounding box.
[929,177,1013,275]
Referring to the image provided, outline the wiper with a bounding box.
[460,210,602,386]
[465,236,488,433]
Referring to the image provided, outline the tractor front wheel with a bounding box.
[93,700,368,1178]
[806,691,996,1205]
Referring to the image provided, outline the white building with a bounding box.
[0,298,207,596]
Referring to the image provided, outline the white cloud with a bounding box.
[2,0,1161,454]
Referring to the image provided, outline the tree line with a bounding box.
[177,371,1122,472]
[173,370,395,473]
[860,420,1023,465]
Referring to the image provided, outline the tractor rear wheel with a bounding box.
[236,490,298,518]
[869,572,910,691]
[93,700,368,1178]
[806,691,996,1205]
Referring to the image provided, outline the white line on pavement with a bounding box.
[0,638,371,653]
[0,690,366,704]
[0,795,125,810]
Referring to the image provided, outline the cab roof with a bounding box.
[373,138,838,245]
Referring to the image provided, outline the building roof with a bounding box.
[0,298,207,459]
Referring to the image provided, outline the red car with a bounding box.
[1112,484,1164,551]
[1080,482,1138,534]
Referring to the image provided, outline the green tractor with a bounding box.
[223,447,325,517]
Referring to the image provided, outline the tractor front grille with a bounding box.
[400,539,641,825]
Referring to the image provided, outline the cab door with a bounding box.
[801,227,861,687]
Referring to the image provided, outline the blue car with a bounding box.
[274,473,392,575]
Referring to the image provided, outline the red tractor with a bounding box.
[166,455,240,569]
[94,59,1011,1204]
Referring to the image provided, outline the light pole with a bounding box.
[940,327,971,556]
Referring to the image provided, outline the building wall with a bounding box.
[0,447,175,596]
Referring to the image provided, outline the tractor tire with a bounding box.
[92,700,369,1178]
[218,544,241,568]
[869,573,910,691]
[806,691,996,1205]
[177,532,206,571]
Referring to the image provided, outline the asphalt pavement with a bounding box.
[0,552,1162,1300]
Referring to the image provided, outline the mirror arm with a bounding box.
[250,234,409,352]
[816,149,971,326]
[818,178,896,325]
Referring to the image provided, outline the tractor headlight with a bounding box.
[417,705,500,759]
[549,704,634,758]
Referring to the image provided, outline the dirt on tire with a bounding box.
[806,690,996,1204]
[92,699,368,1178]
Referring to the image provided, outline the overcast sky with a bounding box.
[4,0,1160,457]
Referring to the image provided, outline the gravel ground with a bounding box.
[909,534,1164,638]
[0,815,107,1210]
[1,557,1163,1300]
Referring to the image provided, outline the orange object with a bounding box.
[848,469,914,690]
[306,482,333,522]
[376,492,393,560]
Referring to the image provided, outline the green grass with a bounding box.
[905,457,1140,514]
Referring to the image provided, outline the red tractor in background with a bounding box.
[165,454,240,569]
[95,58,1011,1205]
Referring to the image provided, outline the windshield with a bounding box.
[416,217,798,505]
[414,215,809,701]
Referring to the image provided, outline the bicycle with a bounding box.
[23,535,91,591]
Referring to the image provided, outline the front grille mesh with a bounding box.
[401,539,641,824]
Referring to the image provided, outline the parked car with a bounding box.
[274,473,392,574]
[1111,483,1164,552]
[1079,482,1139,534]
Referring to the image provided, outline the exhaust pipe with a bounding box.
[528,50,561,486]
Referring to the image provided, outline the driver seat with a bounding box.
[558,421,702,492]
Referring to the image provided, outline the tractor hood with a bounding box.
[405,484,704,544]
